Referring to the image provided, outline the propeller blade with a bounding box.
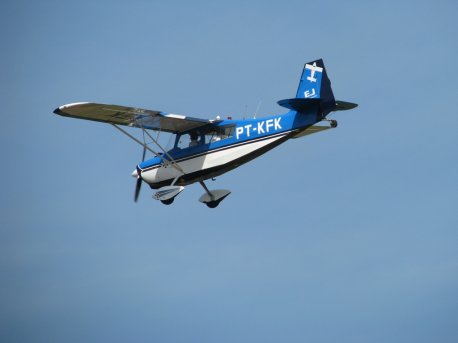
[135,132,147,203]
[134,176,142,202]
[134,141,146,202]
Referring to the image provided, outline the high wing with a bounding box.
[54,102,218,133]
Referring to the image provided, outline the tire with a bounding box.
[161,198,174,205]
[206,201,219,208]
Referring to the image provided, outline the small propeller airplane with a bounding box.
[54,59,357,208]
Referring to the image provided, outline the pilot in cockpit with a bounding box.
[189,132,199,147]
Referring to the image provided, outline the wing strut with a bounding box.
[112,124,185,175]
[112,124,161,157]
[141,128,185,174]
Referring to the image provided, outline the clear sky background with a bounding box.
[1,0,457,342]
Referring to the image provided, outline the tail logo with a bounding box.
[305,62,323,83]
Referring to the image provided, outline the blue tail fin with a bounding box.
[296,59,336,115]
[278,59,336,116]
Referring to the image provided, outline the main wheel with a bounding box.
[206,201,219,208]
[161,198,174,205]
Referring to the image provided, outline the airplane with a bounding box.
[54,59,357,208]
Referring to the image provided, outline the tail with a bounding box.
[278,59,357,116]
[297,59,336,113]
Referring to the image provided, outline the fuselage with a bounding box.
[137,109,321,189]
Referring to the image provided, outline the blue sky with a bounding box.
[1,0,457,342]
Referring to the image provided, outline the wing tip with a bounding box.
[53,102,91,116]
[53,107,66,116]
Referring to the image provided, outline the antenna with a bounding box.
[253,100,262,119]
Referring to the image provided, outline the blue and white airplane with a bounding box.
[54,59,357,208]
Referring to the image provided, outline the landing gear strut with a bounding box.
[198,181,231,208]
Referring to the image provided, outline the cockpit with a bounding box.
[174,125,235,150]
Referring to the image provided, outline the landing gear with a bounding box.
[153,185,185,202]
[206,201,219,209]
[152,180,231,208]
[161,198,174,205]
[198,181,231,208]
[322,118,338,128]
[203,194,230,208]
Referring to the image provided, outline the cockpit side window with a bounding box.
[175,131,204,149]
[175,133,190,149]
[175,126,235,149]
[203,126,235,144]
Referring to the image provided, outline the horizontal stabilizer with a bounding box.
[277,98,320,111]
[278,98,358,113]
[335,101,358,111]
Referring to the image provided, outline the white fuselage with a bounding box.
[139,131,290,187]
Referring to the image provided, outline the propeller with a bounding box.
[134,171,142,202]
[134,134,147,202]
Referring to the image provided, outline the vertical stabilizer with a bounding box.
[295,59,336,115]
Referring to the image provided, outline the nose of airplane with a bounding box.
[132,168,138,178]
